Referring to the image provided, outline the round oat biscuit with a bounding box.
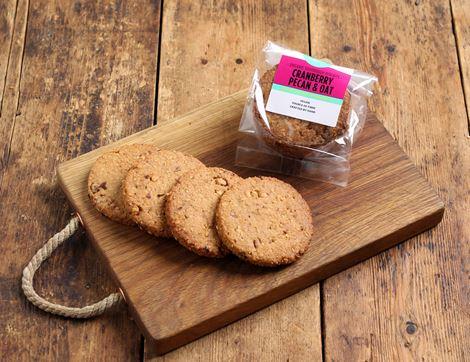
[215,176,313,267]
[255,66,350,158]
[87,144,159,225]
[166,167,242,258]
[122,150,205,237]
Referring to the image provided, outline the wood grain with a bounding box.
[0,0,24,182]
[146,287,321,362]
[57,91,444,356]
[310,0,470,360]
[0,0,160,360]
[152,0,322,360]
[451,0,470,122]
[0,0,17,113]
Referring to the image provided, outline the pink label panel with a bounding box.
[273,55,351,100]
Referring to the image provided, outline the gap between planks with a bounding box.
[0,0,29,189]
[153,0,165,127]
[449,0,470,135]
[0,0,18,116]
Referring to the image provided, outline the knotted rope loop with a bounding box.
[21,216,123,318]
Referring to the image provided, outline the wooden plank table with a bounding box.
[0,0,468,360]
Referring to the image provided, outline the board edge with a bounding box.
[146,203,444,356]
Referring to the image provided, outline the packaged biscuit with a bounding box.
[236,41,377,186]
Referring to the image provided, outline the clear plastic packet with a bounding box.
[236,41,377,186]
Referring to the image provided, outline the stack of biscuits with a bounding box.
[88,144,313,267]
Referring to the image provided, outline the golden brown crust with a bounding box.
[122,150,205,237]
[166,167,242,258]
[215,176,313,267]
[255,66,350,158]
[87,144,159,225]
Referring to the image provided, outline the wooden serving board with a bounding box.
[57,90,444,355]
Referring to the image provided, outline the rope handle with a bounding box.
[21,215,123,318]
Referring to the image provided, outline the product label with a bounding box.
[265,55,352,127]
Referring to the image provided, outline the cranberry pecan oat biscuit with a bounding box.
[122,149,205,237]
[166,167,242,258]
[215,176,313,266]
[87,144,158,225]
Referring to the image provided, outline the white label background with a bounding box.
[266,89,342,127]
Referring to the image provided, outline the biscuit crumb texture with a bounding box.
[216,176,313,266]
[87,144,159,225]
[166,167,242,258]
[122,149,205,237]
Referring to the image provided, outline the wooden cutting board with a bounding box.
[57,90,444,356]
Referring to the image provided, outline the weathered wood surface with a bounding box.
[310,0,470,360]
[147,287,320,361]
[0,0,160,360]
[0,0,468,360]
[151,1,322,360]
[0,0,24,184]
[451,0,470,121]
[0,0,17,114]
